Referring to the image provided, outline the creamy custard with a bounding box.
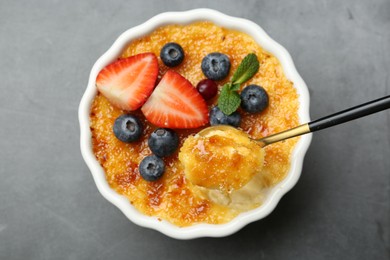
[90,22,300,227]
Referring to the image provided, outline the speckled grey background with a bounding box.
[0,0,389,259]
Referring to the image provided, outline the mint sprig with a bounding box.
[217,53,259,115]
[218,83,241,115]
[231,53,260,85]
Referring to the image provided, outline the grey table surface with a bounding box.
[1,0,389,259]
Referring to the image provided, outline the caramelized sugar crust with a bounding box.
[90,22,299,226]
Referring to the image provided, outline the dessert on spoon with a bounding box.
[181,95,390,205]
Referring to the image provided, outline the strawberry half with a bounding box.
[96,53,158,111]
[141,70,209,129]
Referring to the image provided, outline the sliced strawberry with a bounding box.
[141,70,209,129]
[96,53,158,111]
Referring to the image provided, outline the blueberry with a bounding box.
[160,42,185,67]
[209,106,241,127]
[148,128,179,157]
[113,114,142,143]
[139,155,165,181]
[240,85,269,113]
[201,52,231,81]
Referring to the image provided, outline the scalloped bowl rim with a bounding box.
[78,8,312,239]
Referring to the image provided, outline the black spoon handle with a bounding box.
[308,95,390,132]
[259,95,390,147]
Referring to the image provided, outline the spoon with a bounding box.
[200,95,390,147]
[185,95,390,194]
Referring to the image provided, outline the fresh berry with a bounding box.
[160,42,185,67]
[196,79,218,100]
[201,52,231,81]
[209,106,241,127]
[148,128,179,157]
[96,53,158,111]
[141,70,209,129]
[240,85,269,113]
[139,155,165,181]
[113,114,143,143]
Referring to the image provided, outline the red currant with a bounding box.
[196,79,218,100]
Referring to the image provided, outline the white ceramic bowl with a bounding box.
[79,8,312,239]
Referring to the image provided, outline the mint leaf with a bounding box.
[230,83,241,91]
[218,84,241,115]
[231,53,259,85]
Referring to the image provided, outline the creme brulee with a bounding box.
[90,22,299,227]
